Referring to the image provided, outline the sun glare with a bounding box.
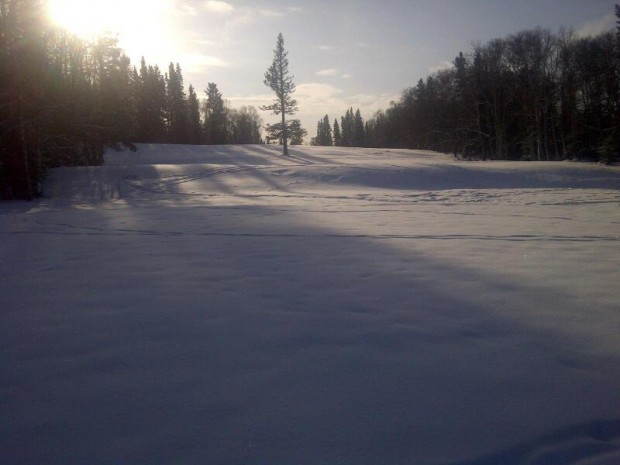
[47,0,175,62]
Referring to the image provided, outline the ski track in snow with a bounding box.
[1,144,620,465]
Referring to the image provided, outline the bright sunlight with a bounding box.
[46,0,175,61]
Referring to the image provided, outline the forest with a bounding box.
[314,8,620,164]
[0,0,263,199]
[1,1,619,199]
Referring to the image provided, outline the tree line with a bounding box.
[3,2,619,198]
[0,0,263,199]
[311,108,367,147]
[313,7,620,163]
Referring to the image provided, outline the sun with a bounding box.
[46,0,175,62]
[48,0,126,38]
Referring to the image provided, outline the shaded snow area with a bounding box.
[2,144,620,465]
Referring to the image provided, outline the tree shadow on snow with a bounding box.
[2,163,620,465]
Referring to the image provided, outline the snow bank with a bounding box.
[1,144,619,464]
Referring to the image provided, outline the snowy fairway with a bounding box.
[1,144,620,464]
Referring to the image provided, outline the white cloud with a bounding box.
[296,82,343,99]
[576,14,615,38]
[182,53,229,71]
[296,83,397,124]
[258,9,284,17]
[227,85,398,142]
[341,74,351,80]
[177,3,197,16]
[316,68,338,77]
[204,1,234,14]
[319,45,335,51]
[429,61,453,73]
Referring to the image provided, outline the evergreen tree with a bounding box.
[187,84,202,144]
[333,118,341,146]
[229,106,263,144]
[204,82,227,144]
[353,108,365,146]
[288,119,307,145]
[166,62,188,143]
[340,108,354,146]
[1,1,134,198]
[321,114,333,145]
[135,58,167,143]
[265,119,306,145]
[260,33,298,155]
[313,115,333,146]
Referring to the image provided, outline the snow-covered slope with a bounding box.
[2,144,619,464]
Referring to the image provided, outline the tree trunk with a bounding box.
[281,105,288,155]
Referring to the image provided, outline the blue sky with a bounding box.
[49,0,618,135]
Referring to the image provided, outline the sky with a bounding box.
[47,0,618,139]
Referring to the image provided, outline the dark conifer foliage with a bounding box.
[312,114,333,146]
[333,118,341,146]
[187,84,202,144]
[261,33,298,155]
[166,63,188,144]
[203,82,228,144]
[265,119,306,146]
[228,106,263,144]
[288,119,307,145]
[361,23,619,162]
[0,2,265,198]
[336,108,366,147]
[134,58,167,143]
[340,109,353,146]
[0,1,136,199]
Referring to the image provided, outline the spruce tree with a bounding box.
[166,63,187,143]
[341,108,354,146]
[187,84,202,144]
[333,118,341,146]
[260,33,298,155]
[204,82,227,144]
[321,114,333,145]
[353,109,366,147]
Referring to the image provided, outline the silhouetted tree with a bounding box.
[135,58,167,143]
[203,82,227,144]
[261,33,298,155]
[333,118,341,146]
[352,19,619,162]
[229,106,263,144]
[265,119,306,145]
[313,114,332,146]
[353,109,366,146]
[165,62,188,143]
[187,84,202,144]
[340,108,353,146]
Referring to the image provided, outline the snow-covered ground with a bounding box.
[1,144,619,464]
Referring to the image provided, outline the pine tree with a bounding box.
[187,84,202,144]
[333,118,341,146]
[260,33,298,155]
[265,119,306,145]
[353,108,365,147]
[135,58,166,143]
[166,62,188,143]
[321,114,333,145]
[288,119,307,145]
[341,108,354,146]
[204,82,227,144]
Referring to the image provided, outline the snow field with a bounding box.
[1,144,619,464]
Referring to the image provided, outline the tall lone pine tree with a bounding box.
[261,33,298,155]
